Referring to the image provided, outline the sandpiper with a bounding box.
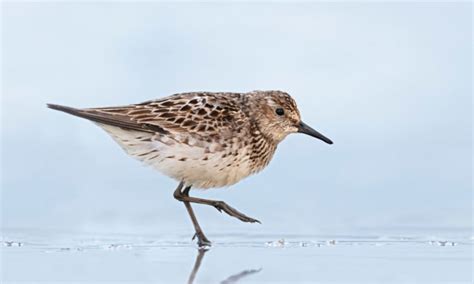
[48,90,332,247]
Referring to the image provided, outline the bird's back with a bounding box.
[49,92,278,188]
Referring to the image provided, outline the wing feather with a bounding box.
[48,92,248,141]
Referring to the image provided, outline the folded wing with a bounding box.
[47,92,247,141]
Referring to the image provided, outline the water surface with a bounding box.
[2,229,472,283]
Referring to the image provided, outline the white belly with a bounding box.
[148,144,254,188]
[99,124,254,189]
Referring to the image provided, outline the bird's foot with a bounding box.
[212,201,261,224]
[192,232,212,248]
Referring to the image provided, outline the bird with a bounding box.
[47,90,333,247]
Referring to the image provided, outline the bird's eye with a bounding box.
[275,108,285,116]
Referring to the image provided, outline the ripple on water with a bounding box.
[3,241,23,247]
[2,232,472,252]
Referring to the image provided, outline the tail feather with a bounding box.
[47,103,85,117]
[47,103,117,126]
[46,103,168,134]
[47,103,160,162]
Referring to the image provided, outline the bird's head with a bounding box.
[247,90,333,144]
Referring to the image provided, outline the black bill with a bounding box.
[298,121,333,144]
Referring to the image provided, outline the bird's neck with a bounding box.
[247,125,278,173]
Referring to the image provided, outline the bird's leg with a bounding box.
[174,182,211,248]
[182,187,212,247]
[175,187,261,224]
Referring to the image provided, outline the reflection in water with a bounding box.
[187,248,262,284]
[187,249,207,284]
[220,268,263,284]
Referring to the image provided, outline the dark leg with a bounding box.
[174,183,260,224]
[174,182,211,247]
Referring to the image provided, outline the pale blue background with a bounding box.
[2,2,472,237]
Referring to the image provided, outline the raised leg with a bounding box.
[174,184,260,224]
[174,182,211,247]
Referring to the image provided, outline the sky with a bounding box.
[1,2,472,236]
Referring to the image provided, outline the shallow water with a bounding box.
[1,229,472,283]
